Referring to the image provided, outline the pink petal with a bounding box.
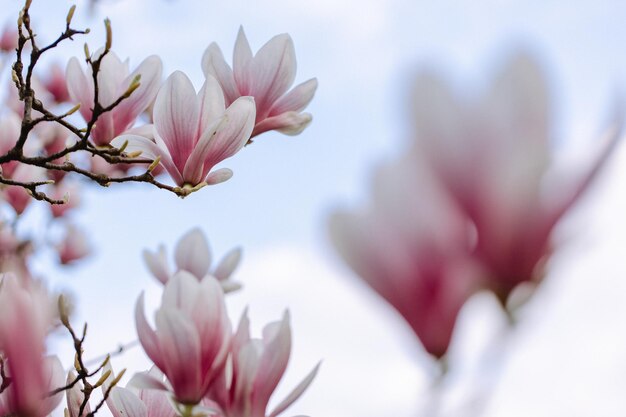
[153,71,200,173]
[269,78,318,116]
[96,51,128,108]
[252,111,312,137]
[201,96,256,176]
[107,386,148,417]
[213,247,242,281]
[67,371,89,417]
[197,75,226,135]
[66,57,94,121]
[205,168,233,185]
[114,55,163,134]
[249,33,296,117]
[233,27,254,95]
[162,271,201,313]
[142,245,171,285]
[202,43,240,105]
[174,228,211,279]
[268,362,320,417]
[135,294,165,370]
[181,117,223,185]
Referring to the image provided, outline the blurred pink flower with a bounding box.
[0,25,17,53]
[143,227,242,292]
[202,27,317,138]
[57,225,90,265]
[207,310,319,417]
[329,154,485,358]
[42,63,71,104]
[135,272,231,405]
[112,71,255,188]
[3,164,46,215]
[66,51,163,146]
[101,362,177,417]
[66,371,91,417]
[48,182,80,218]
[0,275,63,417]
[412,53,622,301]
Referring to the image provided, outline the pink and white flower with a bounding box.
[66,51,163,146]
[112,71,255,188]
[135,272,231,405]
[202,27,317,138]
[0,275,63,417]
[329,153,485,358]
[411,53,623,301]
[143,227,242,292]
[207,310,319,417]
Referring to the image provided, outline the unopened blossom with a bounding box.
[143,227,242,292]
[101,362,176,417]
[202,27,317,138]
[135,272,231,405]
[0,25,17,53]
[411,53,622,301]
[48,182,80,218]
[112,71,255,188]
[66,51,163,146]
[57,225,90,265]
[207,311,319,417]
[329,154,484,358]
[0,275,63,417]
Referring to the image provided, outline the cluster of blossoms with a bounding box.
[330,53,621,359]
[0,2,319,417]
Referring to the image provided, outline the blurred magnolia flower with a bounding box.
[57,225,90,265]
[42,63,70,104]
[135,272,231,405]
[411,52,622,302]
[329,154,485,358]
[143,227,242,293]
[0,275,63,417]
[48,182,80,218]
[66,51,163,146]
[207,310,319,417]
[0,112,21,177]
[3,164,46,215]
[0,25,17,53]
[202,27,317,138]
[100,362,177,417]
[112,71,255,188]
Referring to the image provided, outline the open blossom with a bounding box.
[202,27,317,138]
[112,71,255,188]
[143,227,242,292]
[0,275,63,417]
[411,53,623,301]
[329,154,485,358]
[207,311,319,417]
[135,272,231,405]
[66,51,163,146]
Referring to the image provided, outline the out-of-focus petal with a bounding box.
[143,245,171,285]
[135,294,165,370]
[268,363,320,417]
[174,228,211,279]
[213,247,242,282]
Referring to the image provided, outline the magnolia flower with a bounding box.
[329,154,484,358]
[0,275,63,417]
[100,362,177,417]
[411,53,623,301]
[48,182,80,218]
[207,311,319,417]
[112,71,255,188]
[202,27,317,138]
[3,164,46,215]
[57,225,90,265]
[66,51,163,146]
[143,227,242,292]
[0,25,17,53]
[43,63,71,104]
[135,272,231,405]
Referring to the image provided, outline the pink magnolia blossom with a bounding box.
[207,311,319,417]
[101,362,177,417]
[135,272,231,405]
[411,53,623,301]
[143,227,242,292]
[57,225,90,265]
[112,71,255,188]
[0,25,17,53]
[48,182,80,218]
[42,63,71,104]
[3,164,46,215]
[202,27,317,138]
[329,154,485,358]
[66,51,163,146]
[0,275,63,417]
[66,371,91,417]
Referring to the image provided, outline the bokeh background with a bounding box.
[2,0,626,416]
